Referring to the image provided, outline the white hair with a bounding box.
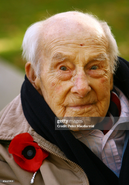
[22,21,44,76]
[22,11,119,75]
[99,21,119,73]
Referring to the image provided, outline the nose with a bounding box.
[71,71,91,97]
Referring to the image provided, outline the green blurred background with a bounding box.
[0,0,129,72]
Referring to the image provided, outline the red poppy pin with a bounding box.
[8,133,49,172]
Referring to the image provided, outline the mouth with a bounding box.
[68,103,93,110]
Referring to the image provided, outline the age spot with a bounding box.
[51,82,55,87]
[80,43,85,46]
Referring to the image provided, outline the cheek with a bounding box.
[93,76,111,102]
[49,80,72,106]
[48,81,68,104]
[50,81,63,94]
[97,76,111,90]
[100,76,109,84]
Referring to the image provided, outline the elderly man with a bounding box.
[0,11,129,185]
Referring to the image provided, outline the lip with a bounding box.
[69,103,93,109]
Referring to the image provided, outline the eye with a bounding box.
[90,65,99,70]
[60,66,67,71]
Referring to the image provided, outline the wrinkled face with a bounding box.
[35,23,113,122]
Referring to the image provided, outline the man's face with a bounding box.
[35,23,113,120]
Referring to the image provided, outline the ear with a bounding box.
[25,62,36,82]
[110,73,113,91]
[25,62,42,94]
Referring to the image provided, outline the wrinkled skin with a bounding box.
[26,13,113,127]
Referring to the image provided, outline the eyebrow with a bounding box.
[92,53,108,61]
[52,53,68,61]
[51,52,108,66]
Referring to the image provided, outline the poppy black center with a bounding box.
[22,146,36,159]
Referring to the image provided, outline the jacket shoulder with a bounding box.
[0,95,30,140]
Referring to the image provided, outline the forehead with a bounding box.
[41,14,108,60]
[44,32,108,62]
[44,33,107,60]
[43,12,104,37]
[43,14,105,42]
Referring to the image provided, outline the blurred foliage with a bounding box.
[0,0,129,71]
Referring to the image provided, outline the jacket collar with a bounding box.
[0,94,67,159]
